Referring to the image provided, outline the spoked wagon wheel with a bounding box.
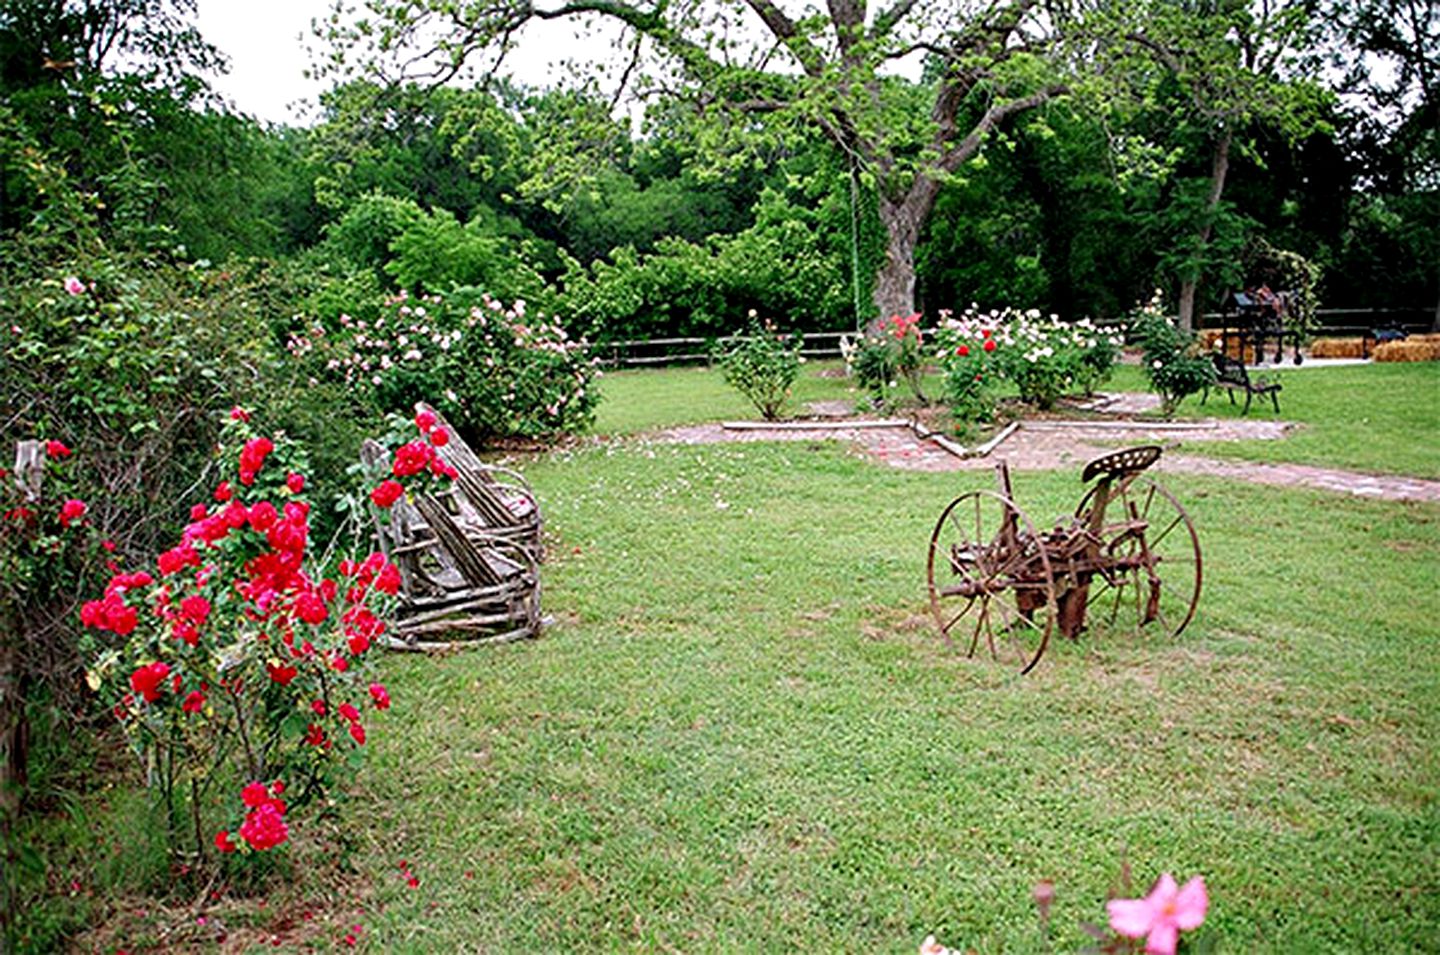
[927,490,1059,675]
[1076,477,1202,639]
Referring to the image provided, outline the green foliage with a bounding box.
[1242,237,1323,334]
[849,313,928,407]
[560,176,853,340]
[715,319,804,420]
[312,289,598,442]
[1133,298,1215,417]
[320,192,426,281]
[81,415,399,864]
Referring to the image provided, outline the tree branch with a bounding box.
[741,0,828,76]
[870,0,920,40]
[937,85,1065,174]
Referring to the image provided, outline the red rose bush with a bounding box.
[82,409,444,862]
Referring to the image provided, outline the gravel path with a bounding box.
[651,394,1440,504]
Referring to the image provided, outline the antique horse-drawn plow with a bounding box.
[926,446,1202,675]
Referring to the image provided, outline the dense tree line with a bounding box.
[3,0,1435,342]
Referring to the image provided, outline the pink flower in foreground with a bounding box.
[63,276,85,296]
[1107,873,1208,955]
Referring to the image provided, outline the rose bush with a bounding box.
[852,312,929,406]
[933,311,1004,425]
[715,316,804,420]
[934,307,1123,418]
[310,288,598,443]
[81,409,448,863]
[1132,294,1214,418]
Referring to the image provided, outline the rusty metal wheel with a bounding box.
[1075,477,1202,639]
[927,490,1058,675]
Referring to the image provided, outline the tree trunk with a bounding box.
[872,181,939,323]
[1176,128,1234,333]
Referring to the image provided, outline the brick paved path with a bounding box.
[654,396,1440,505]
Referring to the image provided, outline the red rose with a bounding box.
[983,338,996,353]
[247,500,278,533]
[241,781,271,808]
[45,439,72,459]
[214,481,233,503]
[182,690,206,714]
[222,500,248,528]
[392,441,432,477]
[374,562,402,596]
[369,683,391,710]
[128,661,171,703]
[180,595,211,624]
[215,830,237,854]
[238,436,274,486]
[370,481,404,508]
[294,591,327,625]
[415,409,436,433]
[229,406,251,422]
[239,801,288,851]
[348,722,366,745]
[956,344,970,357]
[157,545,199,576]
[337,702,360,723]
[286,472,305,494]
[58,498,87,528]
[173,621,200,647]
[267,662,298,686]
[430,428,450,448]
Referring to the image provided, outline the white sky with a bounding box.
[194,0,638,125]
[195,1,326,125]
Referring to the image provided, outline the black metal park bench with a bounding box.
[1202,353,1282,415]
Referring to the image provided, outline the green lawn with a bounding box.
[592,360,865,434]
[340,442,1439,952]
[20,360,1440,952]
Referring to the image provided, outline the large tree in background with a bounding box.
[1105,0,1326,331]
[1324,0,1438,327]
[318,0,1074,322]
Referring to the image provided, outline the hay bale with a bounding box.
[1408,332,1440,345]
[1374,340,1440,362]
[1309,337,1366,359]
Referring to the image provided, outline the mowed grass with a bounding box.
[346,441,1440,951]
[592,360,863,434]
[1107,362,1440,479]
[600,359,1440,479]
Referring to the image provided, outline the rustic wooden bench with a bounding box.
[1202,353,1281,415]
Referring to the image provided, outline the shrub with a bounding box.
[78,411,441,863]
[850,313,930,408]
[1133,295,1215,417]
[991,310,1121,410]
[934,306,1123,414]
[715,317,804,420]
[933,311,1003,425]
[315,288,599,442]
